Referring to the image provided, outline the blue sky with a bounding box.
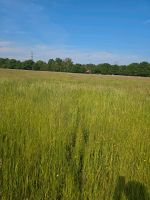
[0,0,150,64]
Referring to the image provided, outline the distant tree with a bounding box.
[84,64,94,73]
[138,62,150,76]
[100,63,112,74]
[21,60,34,70]
[8,59,22,69]
[72,63,86,73]
[33,60,42,70]
[6,59,16,69]
[36,60,48,71]
[62,58,73,72]
[55,58,63,71]
[0,57,150,77]
[0,58,22,69]
[0,58,7,68]
[48,59,55,71]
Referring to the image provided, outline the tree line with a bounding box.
[0,57,150,77]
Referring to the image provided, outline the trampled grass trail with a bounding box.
[0,69,150,199]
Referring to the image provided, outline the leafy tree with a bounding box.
[72,63,86,73]
[37,60,48,71]
[32,60,48,71]
[0,57,150,77]
[0,58,7,68]
[54,58,63,71]
[48,59,55,71]
[21,60,34,70]
[62,58,73,72]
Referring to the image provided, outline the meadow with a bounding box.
[0,68,150,200]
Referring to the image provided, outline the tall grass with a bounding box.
[0,69,150,199]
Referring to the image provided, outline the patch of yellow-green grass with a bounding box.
[0,69,150,199]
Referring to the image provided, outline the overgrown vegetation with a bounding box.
[0,57,150,77]
[0,69,150,199]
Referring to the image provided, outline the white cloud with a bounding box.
[25,44,142,64]
[0,40,13,47]
[0,41,145,64]
[0,40,28,59]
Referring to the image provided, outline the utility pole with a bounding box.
[31,51,34,70]
[31,51,34,61]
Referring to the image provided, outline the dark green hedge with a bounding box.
[0,58,150,77]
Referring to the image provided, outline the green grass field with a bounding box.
[0,69,150,200]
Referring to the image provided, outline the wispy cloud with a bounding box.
[143,19,150,24]
[0,41,144,64]
[0,0,68,45]
[0,40,13,48]
[0,40,12,46]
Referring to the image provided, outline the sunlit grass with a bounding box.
[0,69,150,199]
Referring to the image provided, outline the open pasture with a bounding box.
[0,69,150,199]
